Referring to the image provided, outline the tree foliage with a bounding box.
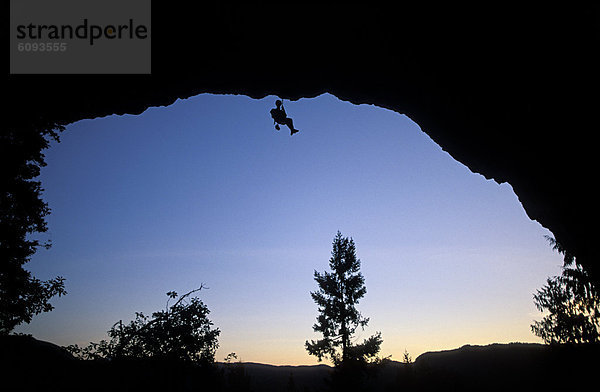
[531,237,599,344]
[305,231,382,366]
[67,286,220,364]
[222,352,252,391]
[1,124,66,334]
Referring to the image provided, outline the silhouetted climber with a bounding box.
[270,100,299,135]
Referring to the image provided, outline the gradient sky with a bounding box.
[16,93,564,365]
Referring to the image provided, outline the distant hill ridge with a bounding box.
[2,336,597,391]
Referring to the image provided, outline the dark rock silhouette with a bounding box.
[6,4,598,286]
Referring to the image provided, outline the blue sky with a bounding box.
[17,93,563,365]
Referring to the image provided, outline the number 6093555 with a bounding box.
[17,42,67,52]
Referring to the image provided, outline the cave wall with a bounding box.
[7,4,599,282]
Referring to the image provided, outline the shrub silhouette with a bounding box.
[67,285,220,363]
[531,237,599,344]
[1,124,67,334]
[223,352,253,392]
[531,265,599,343]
